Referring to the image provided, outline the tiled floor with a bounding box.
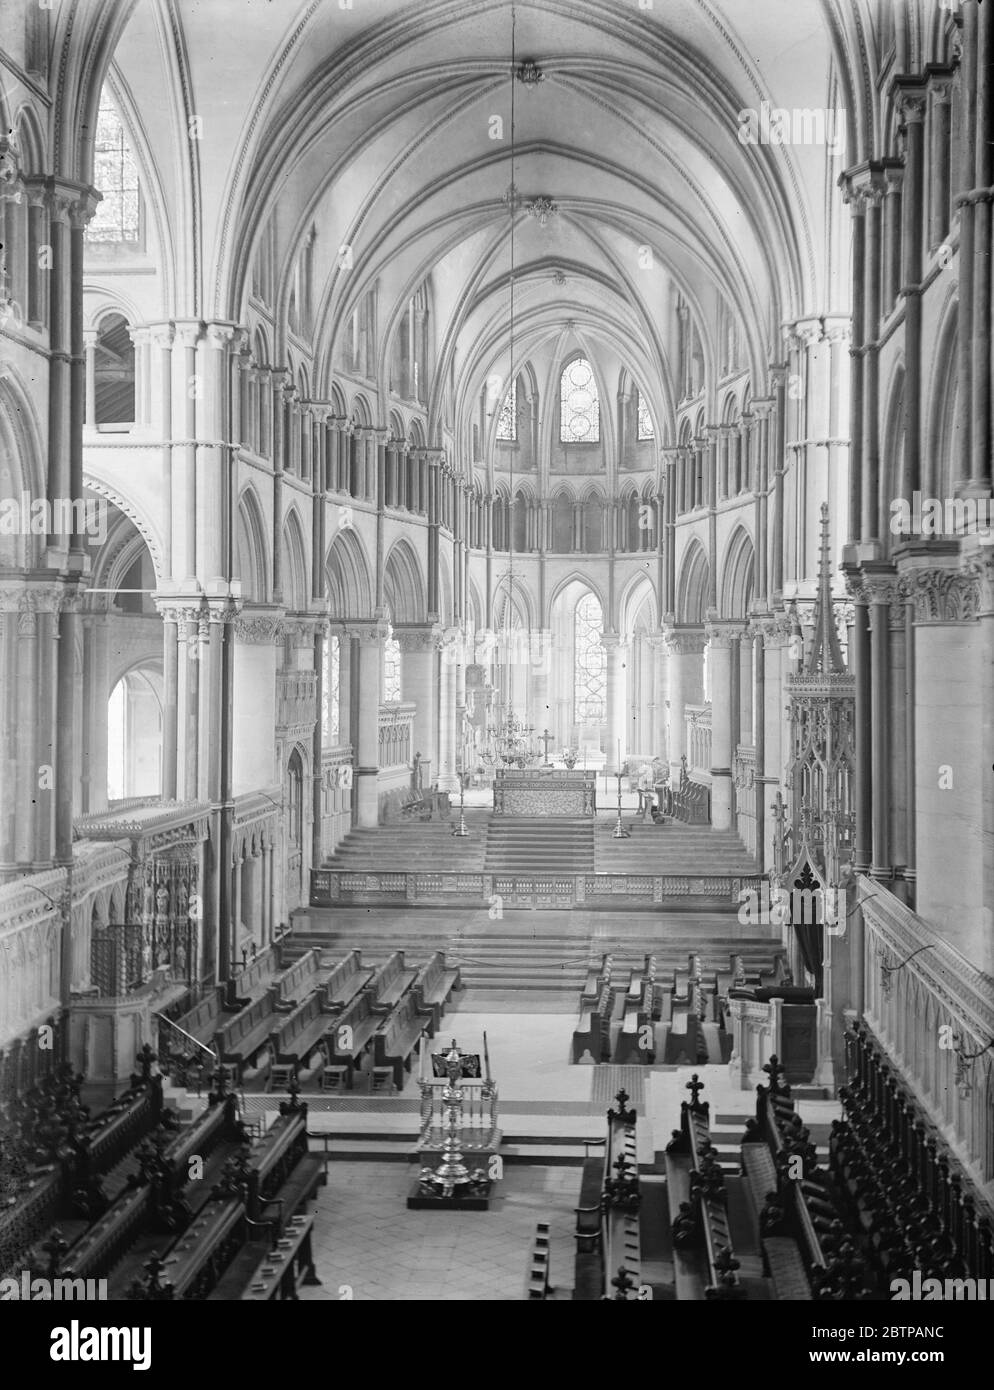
[300,1161,579,1300]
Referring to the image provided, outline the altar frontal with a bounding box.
[492,768,597,817]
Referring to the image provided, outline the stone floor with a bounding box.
[299,1160,579,1301]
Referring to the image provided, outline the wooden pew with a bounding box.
[373,993,434,1090]
[224,944,281,1008]
[157,1196,247,1299]
[411,951,461,1028]
[571,981,612,1064]
[270,989,335,1068]
[365,950,418,1010]
[669,1079,745,1299]
[213,1213,319,1301]
[580,953,613,1004]
[614,974,655,1065]
[61,1184,153,1280]
[171,988,226,1052]
[324,992,381,1087]
[247,1107,323,1226]
[215,988,287,1078]
[601,1109,642,1300]
[323,949,375,1008]
[272,948,322,1005]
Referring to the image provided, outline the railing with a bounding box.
[91,924,144,996]
[860,878,994,1185]
[312,868,760,909]
[685,704,712,778]
[378,702,416,770]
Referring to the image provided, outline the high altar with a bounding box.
[492,767,597,817]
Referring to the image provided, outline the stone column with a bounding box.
[398,627,438,779]
[663,627,706,780]
[928,75,954,251]
[864,574,894,886]
[352,622,384,827]
[954,0,979,490]
[437,645,459,792]
[897,84,927,509]
[601,633,628,770]
[757,614,791,866]
[261,839,273,944]
[706,622,743,831]
[969,0,992,493]
[83,328,97,428]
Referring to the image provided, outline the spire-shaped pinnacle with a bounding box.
[805,502,846,675]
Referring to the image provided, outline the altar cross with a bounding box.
[539,728,554,764]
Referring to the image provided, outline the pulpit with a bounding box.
[492,767,597,816]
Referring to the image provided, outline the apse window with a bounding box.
[560,358,600,443]
[637,391,654,441]
[496,380,517,442]
[574,592,606,724]
[87,90,142,245]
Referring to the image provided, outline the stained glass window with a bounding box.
[637,391,654,441]
[574,592,606,723]
[383,636,402,702]
[87,91,140,244]
[560,358,600,443]
[322,634,340,742]
[496,378,517,441]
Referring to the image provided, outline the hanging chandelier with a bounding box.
[480,709,538,769]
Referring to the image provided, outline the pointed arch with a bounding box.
[619,573,657,636]
[280,508,309,613]
[0,370,46,570]
[677,540,710,625]
[719,527,755,621]
[383,538,426,624]
[325,525,373,620]
[236,486,270,604]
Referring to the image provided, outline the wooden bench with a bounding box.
[159,1196,246,1299]
[670,1080,745,1300]
[365,951,418,1010]
[323,949,375,1008]
[373,993,434,1090]
[172,988,226,1050]
[215,988,287,1075]
[325,992,381,1086]
[213,1213,319,1301]
[411,951,461,1028]
[580,953,613,1005]
[272,948,322,1005]
[270,989,336,1066]
[614,975,655,1065]
[571,981,613,1064]
[224,944,281,1008]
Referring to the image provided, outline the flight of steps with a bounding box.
[484,818,595,874]
[289,922,779,993]
[322,813,487,872]
[593,819,757,875]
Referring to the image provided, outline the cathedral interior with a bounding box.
[0,0,992,1315]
